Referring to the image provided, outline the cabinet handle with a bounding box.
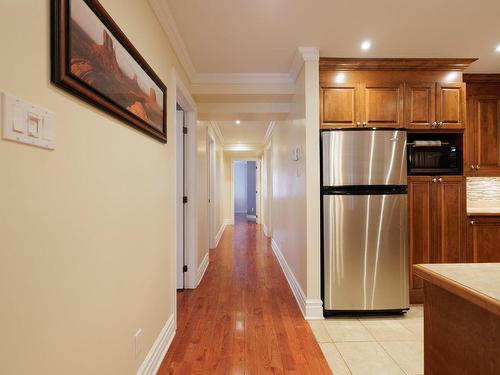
[438,177,443,183]
[432,122,438,128]
[432,178,438,183]
[476,164,480,170]
[470,220,475,225]
[356,122,362,127]
[363,122,367,127]
[438,121,444,127]
[471,165,476,170]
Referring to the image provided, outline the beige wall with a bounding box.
[269,66,308,291]
[0,1,190,374]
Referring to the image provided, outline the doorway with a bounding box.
[232,160,259,224]
[176,104,187,290]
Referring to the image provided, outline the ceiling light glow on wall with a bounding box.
[335,72,346,84]
[360,40,372,51]
[496,44,500,53]
[235,120,241,125]
[445,71,459,82]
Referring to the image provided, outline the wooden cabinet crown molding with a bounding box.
[319,58,478,72]
[463,74,500,84]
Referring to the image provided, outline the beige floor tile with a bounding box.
[319,342,352,375]
[324,318,374,342]
[398,318,424,340]
[380,341,424,375]
[308,320,331,343]
[336,341,405,375]
[404,305,424,319]
[359,318,417,341]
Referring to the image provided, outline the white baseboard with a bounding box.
[271,239,324,320]
[136,314,175,375]
[196,251,209,286]
[214,223,226,248]
[224,218,233,226]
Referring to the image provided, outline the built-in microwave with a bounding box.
[408,141,460,175]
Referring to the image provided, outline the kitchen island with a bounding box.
[413,263,500,375]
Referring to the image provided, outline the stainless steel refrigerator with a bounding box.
[321,129,409,312]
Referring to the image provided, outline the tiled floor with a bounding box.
[309,305,424,375]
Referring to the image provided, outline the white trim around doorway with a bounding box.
[230,157,263,225]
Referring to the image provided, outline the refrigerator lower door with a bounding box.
[323,193,409,311]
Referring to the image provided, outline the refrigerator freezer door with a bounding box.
[322,130,407,187]
[323,194,409,311]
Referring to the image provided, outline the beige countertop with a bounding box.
[413,263,500,316]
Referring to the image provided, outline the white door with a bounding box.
[176,109,185,289]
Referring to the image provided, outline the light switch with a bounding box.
[27,112,40,138]
[12,104,25,133]
[2,92,55,149]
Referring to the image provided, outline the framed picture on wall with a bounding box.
[51,0,167,142]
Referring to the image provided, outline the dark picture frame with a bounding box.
[51,0,167,143]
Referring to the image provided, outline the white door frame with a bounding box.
[174,70,198,294]
[230,157,262,225]
[208,135,216,249]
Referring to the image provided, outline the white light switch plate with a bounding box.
[2,92,55,149]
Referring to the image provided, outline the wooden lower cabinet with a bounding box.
[408,176,465,303]
[466,216,500,262]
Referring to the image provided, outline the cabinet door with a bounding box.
[472,96,500,174]
[436,83,466,129]
[408,177,435,302]
[361,82,404,128]
[321,84,361,128]
[405,82,436,129]
[467,217,500,262]
[436,176,465,263]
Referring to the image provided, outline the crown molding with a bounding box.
[264,120,276,145]
[146,5,318,86]
[319,58,478,72]
[192,73,293,85]
[209,121,225,144]
[148,0,196,81]
[463,73,500,84]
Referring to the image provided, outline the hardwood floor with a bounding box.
[158,216,331,374]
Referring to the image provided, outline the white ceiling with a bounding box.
[216,121,271,145]
[164,0,500,74]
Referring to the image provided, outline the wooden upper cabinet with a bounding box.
[466,216,500,263]
[321,84,361,128]
[436,83,466,129]
[469,96,500,174]
[405,82,436,129]
[361,83,404,128]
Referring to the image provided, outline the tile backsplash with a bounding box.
[467,177,500,202]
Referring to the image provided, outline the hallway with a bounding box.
[158,220,331,374]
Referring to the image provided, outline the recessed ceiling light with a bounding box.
[361,40,372,51]
[235,120,241,125]
[496,44,500,53]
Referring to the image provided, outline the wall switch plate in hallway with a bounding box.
[2,92,55,150]
[134,329,143,358]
